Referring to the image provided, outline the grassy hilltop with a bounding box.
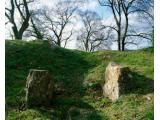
[6,40,153,120]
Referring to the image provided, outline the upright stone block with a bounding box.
[26,69,54,108]
[103,62,132,101]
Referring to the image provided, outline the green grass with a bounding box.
[6,40,153,120]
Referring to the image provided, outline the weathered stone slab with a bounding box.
[26,69,54,108]
[103,62,132,101]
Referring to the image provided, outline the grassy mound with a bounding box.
[6,40,153,120]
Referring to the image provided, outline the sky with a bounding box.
[5,0,152,50]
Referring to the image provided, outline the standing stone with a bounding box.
[26,69,54,108]
[103,62,132,101]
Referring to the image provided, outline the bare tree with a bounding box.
[29,18,44,40]
[132,0,154,47]
[98,0,153,51]
[77,10,111,52]
[39,1,77,47]
[24,9,46,40]
[5,0,33,40]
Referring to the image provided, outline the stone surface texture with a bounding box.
[26,69,54,107]
[103,62,132,101]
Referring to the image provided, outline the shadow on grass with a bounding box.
[6,40,104,119]
[25,97,104,120]
[122,72,153,95]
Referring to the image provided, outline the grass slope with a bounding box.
[6,40,154,120]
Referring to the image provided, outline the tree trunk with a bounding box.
[118,35,121,51]
[117,28,121,51]
[121,13,129,51]
[122,42,125,51]
[15,34,22,40]
[13,30,24,40]
[12,26,23,40]
[57,38,61,47]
